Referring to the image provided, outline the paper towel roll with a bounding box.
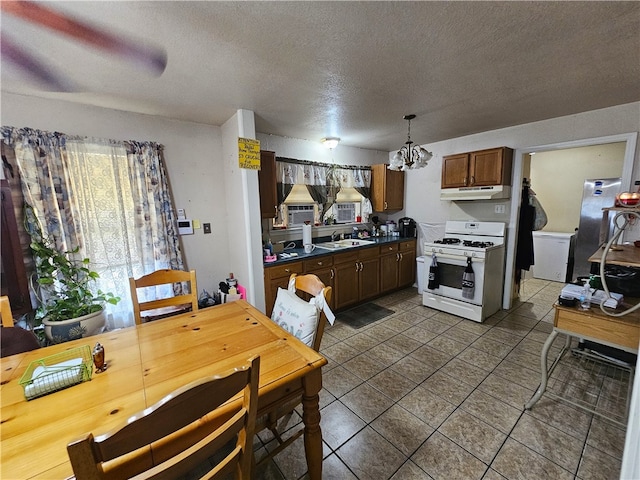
[302,223,312,245]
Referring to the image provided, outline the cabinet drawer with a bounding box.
[358,246,380,260]
[380,243,398,254]
[265,261,303,280]
[304,256,333,272]
[334,251,359,265]
[399,240,416,251]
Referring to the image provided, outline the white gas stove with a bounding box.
[423,221,506,322]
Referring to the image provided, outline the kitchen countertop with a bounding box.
[264,235,416,266]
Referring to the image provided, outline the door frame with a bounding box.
[502,132,638,310]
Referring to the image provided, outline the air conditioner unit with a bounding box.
[287,205,315,226]
[335,203,356,223]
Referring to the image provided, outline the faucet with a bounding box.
[331,231,338,241]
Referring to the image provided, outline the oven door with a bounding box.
[426,253,485,305]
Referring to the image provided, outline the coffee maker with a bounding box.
[399,217,416,237]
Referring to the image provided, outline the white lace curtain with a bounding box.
[1,127,184,329]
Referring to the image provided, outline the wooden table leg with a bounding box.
[302,368,323,480]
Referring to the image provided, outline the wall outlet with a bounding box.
[203,223,211,234]
[494,204,506,214]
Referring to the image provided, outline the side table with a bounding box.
[525,303,639,426]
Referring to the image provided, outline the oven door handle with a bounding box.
[431,253,485,262]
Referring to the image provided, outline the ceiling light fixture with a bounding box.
[389,114,432,171]
[322,137,340,149]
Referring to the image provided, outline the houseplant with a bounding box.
[26,206,119,343]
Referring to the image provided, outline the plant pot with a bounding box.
[42,309,106,344]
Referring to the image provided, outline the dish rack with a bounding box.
[19,345,93,400]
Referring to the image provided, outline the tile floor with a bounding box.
[252,279,631,480]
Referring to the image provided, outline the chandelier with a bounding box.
[388,114,433,171]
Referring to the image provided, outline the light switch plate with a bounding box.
[203,223,211,234]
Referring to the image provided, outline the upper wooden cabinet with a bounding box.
[441,147,513,189]
[258,150,277,219]
[371,164,404,211]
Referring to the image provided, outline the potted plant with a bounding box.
[26,207,119,344]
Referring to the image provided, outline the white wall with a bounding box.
[257,133,388,166]
[531,143,626,233]
[1,92,230,295]
[402,102,640,229]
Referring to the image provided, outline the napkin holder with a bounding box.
[19,345,93,400]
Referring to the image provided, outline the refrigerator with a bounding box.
[573,178,621,279]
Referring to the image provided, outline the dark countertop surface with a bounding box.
[264,235,416,266]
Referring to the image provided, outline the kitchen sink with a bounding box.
[314,239,376,250]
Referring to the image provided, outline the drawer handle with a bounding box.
[284,268,290,273]
[317,261,323,266]
[330,268,334,279]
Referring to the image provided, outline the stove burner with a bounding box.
[462,240,495,248]
[434,238,461,244]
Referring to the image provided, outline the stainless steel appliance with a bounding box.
[423,221,506,322]
[573,178,621,279]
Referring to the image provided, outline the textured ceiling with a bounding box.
[2,1,639,151]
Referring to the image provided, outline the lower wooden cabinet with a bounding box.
[380,239,416,294]
[333,248,380,310]
[264,239,415,315]
[333,251,360,310]
[398,241,416,288]
[303,257,335,311]
[380,243,400,293]
[264,261,303,316]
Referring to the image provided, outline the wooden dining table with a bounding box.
[0,300,327,479]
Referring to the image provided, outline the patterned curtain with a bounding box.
[275,161,297,205]
[1,126,184,329]
[351,168,373,222]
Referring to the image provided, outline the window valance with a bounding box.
[274,156,372,221]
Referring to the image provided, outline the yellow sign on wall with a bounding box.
[238,137,261,169]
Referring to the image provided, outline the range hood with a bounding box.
[441,185,511,201]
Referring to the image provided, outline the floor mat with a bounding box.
[337,303,395,328]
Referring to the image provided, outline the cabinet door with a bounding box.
[264,261,302,316]
[384,169,404,211]
[266,276,291,317]
[469,148,510,186]
[441,154,469,188]
[398,249,416,288]
[304,257,336,310]
[334,261,360,310]
[379,251,399,293]
[258,150,277,218]
[359,257,380,302]
[371,164,405,211]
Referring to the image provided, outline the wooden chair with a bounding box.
[129,269,198,325]
[258,273,331,464]
[1,296,41,358]
[67,355,260,480]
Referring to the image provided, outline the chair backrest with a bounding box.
[67,355,260,480]
[1,295,14,327]
[0,295,41,358]
[288,274,332,351]
[129,269,198,325]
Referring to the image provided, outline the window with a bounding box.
[286,204,317,226]
[2,127,183,329]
